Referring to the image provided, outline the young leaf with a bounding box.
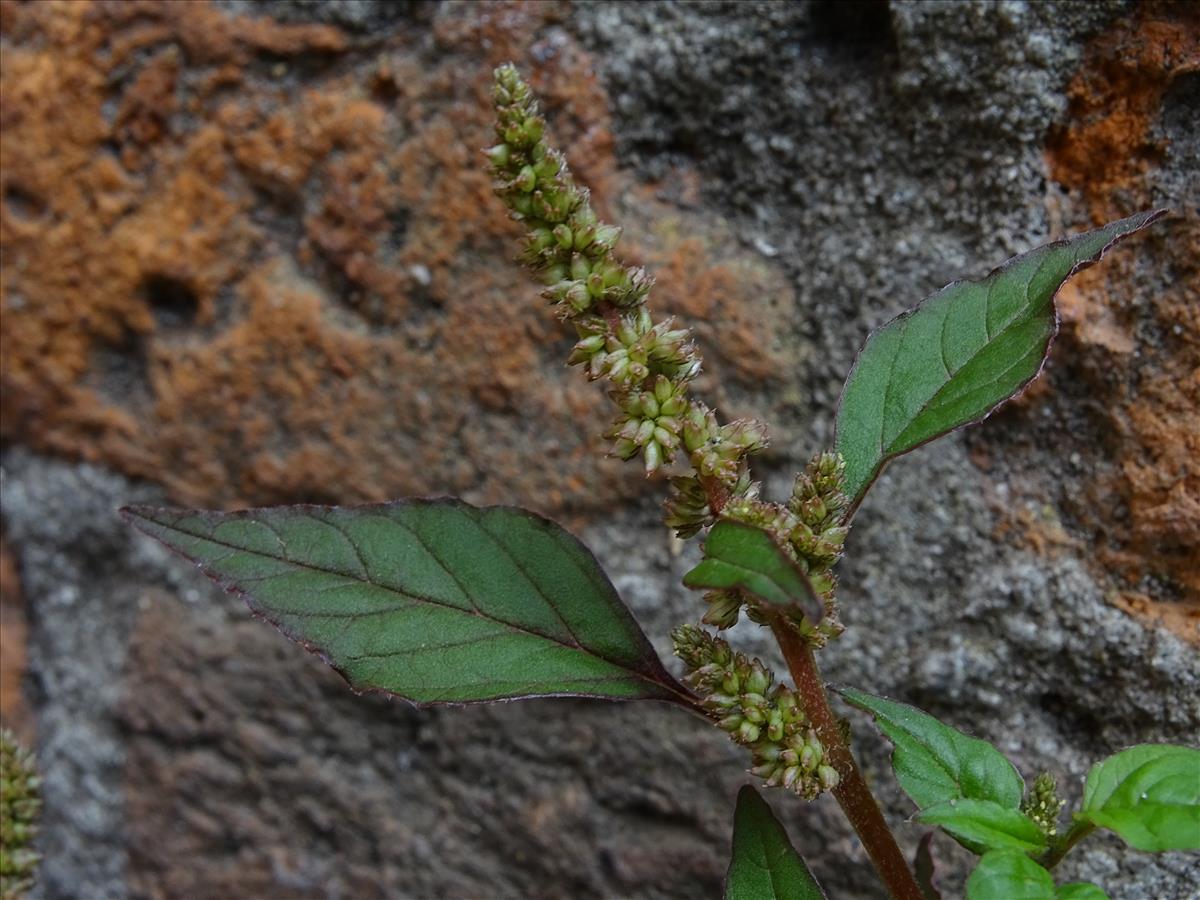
[965,850,1056,900]
[725,785,827,900]
[838,688,1024,810]
[121,500,694,706]
[917,799,1047,854]
[683,521,822,623]
[914,833,943,900]
[835,210,1164,508]
[1077,744,1200,852]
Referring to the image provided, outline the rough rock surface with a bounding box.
[1,1,1196,898]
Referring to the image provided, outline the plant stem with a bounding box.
[770,617,924,900]
[1038,820,1096,870]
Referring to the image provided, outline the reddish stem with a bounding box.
[771,618,924,900]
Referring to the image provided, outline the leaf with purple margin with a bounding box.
[121,500,694,706]
[835,210,1165,510]
[684,521,823,624]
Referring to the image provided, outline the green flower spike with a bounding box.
[489,64,767,488]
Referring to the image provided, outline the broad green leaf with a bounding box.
[839,688,1024,810]
[1056,884,1109,900]
[835,210,1164,507]
[725,785,827,900]
[917,799,1046,854]
[683,521,822,623]
[122,500,694,706]
[965,851,1055,900]
[1078,744,1200,852]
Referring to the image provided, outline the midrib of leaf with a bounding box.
[878,255,1051,457]
[706,556,797,603]
[144,509,689,702]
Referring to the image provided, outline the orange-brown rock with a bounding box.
[0,0,795,520]
[1043,2,1199,633]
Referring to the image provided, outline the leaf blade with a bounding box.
[684,521,823,623]
[838,688,1025,812]
[725,785,827,900]
[835,210,1164,507]
[1078,744,1200,852]
[917,799,1047,854]
[122,500,693,706]
[965,850,1056,900]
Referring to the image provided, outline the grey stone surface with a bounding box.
[4,1,1197,899]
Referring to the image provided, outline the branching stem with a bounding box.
[1038,820,1096,870]
[770,617,924,900]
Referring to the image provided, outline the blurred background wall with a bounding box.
[1,1,1196,897]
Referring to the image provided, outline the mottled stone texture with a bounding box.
[0,1,1196,898]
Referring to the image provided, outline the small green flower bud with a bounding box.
[512,193,533,216]
[565,281,592,312]
[573,224,596,250]
[643,439,663,474]
[590,224,622,254]
[485,143,511,166]
[611,438,638,460]
[818,765,840,791]
[534,152,561,180]
[738,721,761,744]
[719,714,744,733]
[799,744,818,772]
[783,766,802,790]
[522,116,544,143]
[586,271,605,298]
[570,254,591,282]
[571,206,598,229]
[540,265,568,286]
[553,224,573,249]
[701,590,742,629]
[527,226,555,252]
[516,165,537,193]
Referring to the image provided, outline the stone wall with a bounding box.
[1,1,1196,897]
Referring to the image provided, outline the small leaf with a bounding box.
[918,799,1047,854]
[839,688,1024,810]
[1078,744,1200,852]
[965,850,1055,900]
[725,785,827,900]
[1056,884,1109,900]
[835,210,1164,507]
[914,832,943,900]
[684,521,822,623]
[122,500,694,706]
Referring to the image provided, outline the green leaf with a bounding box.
[835,210,1164,507]
[917,799,1047,854]
[839,688,1024,811]
[122,500,694,706]
[1078,744,1200,852]
[1056,884,1109,900]
[683,521,822,623]
[965,851,1055,900]
[725,785,827,900]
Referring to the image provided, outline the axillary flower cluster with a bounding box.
[673,626,839,798]
[488,65,850,796]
